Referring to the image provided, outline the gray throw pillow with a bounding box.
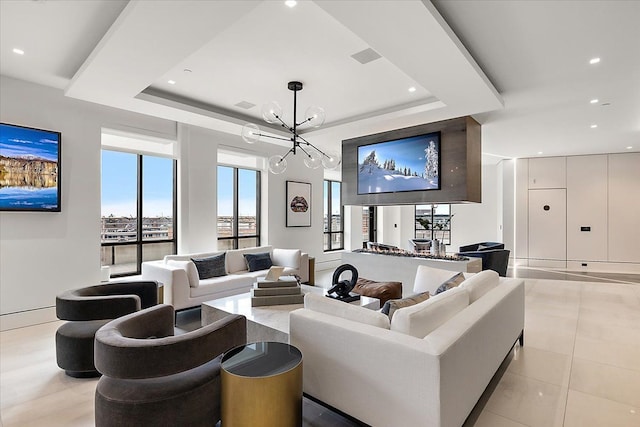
[435,272,466,295]
[191,253,226,279]
[381,292,430,320]
[244,252,273,272]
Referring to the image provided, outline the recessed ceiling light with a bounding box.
[590,124,598,129]
[12,48,24,55]
[167,80,176,85]
[590,99,598,104]
[408,87,416,93]
[537,151,543,155]
[589,57,600,65]
[627,146,633,150]
[285,0,297,7]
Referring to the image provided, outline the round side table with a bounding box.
[221,341,303,427]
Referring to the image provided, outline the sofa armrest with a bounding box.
[271,249,309,283]
[141,261,191,310]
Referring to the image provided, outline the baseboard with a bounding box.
[0,306,57,331]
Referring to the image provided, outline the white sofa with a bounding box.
[289,269,524,427]
[141,245,309,312]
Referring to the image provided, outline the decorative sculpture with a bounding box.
[327,264,360,302]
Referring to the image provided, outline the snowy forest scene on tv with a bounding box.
[357,132,440,195]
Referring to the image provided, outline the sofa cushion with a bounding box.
[304,293,390,329]
[390,287,469,338]
[272,248,301,269]
[190,275,252,298]
[167,260,200,288]
[381,292,430,320]
[191,254,227,280]
[413,265,463,295]
[434,272,466,295]
[244,252,273,272]
[460,270,499,303]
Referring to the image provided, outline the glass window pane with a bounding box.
[362,206,370,243]
[142,242,174,262]
[238,169,258,237]
[237,237,258,249]
[323,233,330,251]
[217,166,234,238]
[331,233,343,250]
[101,150,137,243]
[331,181,341,232]
[217,239,235,251]
[143,156,174,241]
[101,244,138,276]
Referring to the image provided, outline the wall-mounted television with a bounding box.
[342,117,481,206]
[357,132,440,195]
[0,122,61,212]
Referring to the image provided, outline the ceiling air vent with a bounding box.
[351,48,382,65]
[235,101,256,109]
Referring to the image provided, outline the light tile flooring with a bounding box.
[2,272,639,426]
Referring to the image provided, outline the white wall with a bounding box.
[0,76,177,323]
[449,164,500,251]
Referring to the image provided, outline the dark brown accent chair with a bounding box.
[55,281,158,377]
[94,304,247,427]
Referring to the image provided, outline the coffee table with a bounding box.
[201,285,380,343]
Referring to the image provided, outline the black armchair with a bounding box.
[457,248,511,277]
[458,242,505,253]
[55,281,158,377]
[94,304,247,427]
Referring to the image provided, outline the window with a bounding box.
[217,166,260,250]
[415,204,452,244]
[101,150,177,276]
[362,206,377,247]
[324,180,343,251]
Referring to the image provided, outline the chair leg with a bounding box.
[518,330,524,347]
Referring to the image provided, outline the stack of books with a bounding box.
[251,275,304,307]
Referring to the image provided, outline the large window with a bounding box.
[362,206,377,247]
[415,204,452,245]
[324,180,343,251]
[217,166,261,250]
[101,150,177,276]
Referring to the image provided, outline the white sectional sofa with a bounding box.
[289,269,524,427]
[141,245,309,312]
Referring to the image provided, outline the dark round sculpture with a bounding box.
[328,264,359,299]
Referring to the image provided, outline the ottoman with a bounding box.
[352,278,402,306]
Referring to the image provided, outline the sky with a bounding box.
[0,123,59,162]
[101,150,173,217]
[217,166,257,216]
[357,133,439,174]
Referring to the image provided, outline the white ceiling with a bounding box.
[1,0,638,163]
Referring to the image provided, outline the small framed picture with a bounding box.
[286,181,311,227]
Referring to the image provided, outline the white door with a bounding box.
[529,189,566,262]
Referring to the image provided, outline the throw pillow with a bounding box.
[413,265,465,295]
[460,270,499,303]
[381,292,430,320]
[434,272,466,295]
[191,253,227,280]
[244,252,273,272]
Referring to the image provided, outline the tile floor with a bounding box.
[1,270,639,426]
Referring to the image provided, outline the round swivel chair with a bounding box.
[55,281,158,377]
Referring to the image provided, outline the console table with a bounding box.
[342,251,482,297]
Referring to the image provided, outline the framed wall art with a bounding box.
[286,181,311,227]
